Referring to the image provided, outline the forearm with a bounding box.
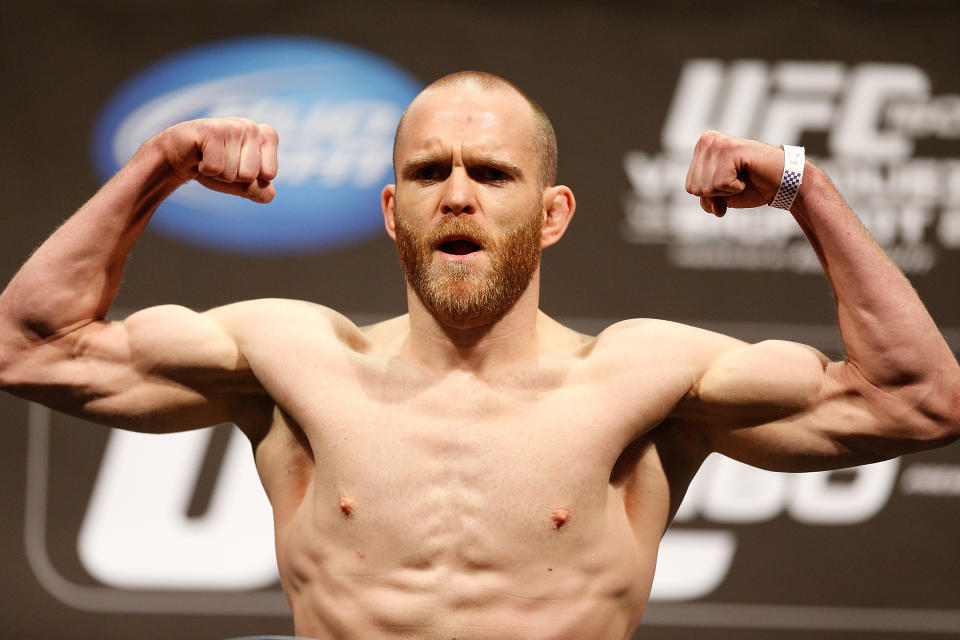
[792,163,960,431]
[0,136,182,342]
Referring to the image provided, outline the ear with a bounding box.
[540,185,576,249]
[382,184,397,241]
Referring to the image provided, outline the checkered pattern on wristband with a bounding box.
[770,169,802,209]
[770,144,805,210]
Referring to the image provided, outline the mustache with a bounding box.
[425,217,493,249]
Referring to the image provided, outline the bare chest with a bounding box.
[231,313,699,636]
[316,374,623,507]
[244,339,687,635]
[254,344,684,531]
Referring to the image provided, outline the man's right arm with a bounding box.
[0,118,279,432]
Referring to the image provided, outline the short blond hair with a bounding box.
[393,71,558,187]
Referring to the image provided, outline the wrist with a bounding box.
[769,145,805,210]
[790,158,825,216]
[132,132,191,192]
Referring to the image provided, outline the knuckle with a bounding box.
[701,130,734,155]
[204,118,225,138]
[219,119,243,141]
[261,163,278,181]
[198,159,223,176]
[260,124,279,145]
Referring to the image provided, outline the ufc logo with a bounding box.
[660,59,934,160]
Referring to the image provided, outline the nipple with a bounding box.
[551,506,571,529]
[339,495,356,518]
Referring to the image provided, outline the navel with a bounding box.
[551,506,571,529]
[339,494,356,518]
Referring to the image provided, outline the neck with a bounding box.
[403,271,543,372]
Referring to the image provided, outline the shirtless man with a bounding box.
[1,71,958,639]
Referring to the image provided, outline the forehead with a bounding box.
[396,85,537,160]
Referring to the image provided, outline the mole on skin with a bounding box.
[552,506,571,529]
[339,495,356,517]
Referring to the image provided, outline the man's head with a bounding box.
[382,72,575,330]
[394,71,558,189]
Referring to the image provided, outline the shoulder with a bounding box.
[206,297,344,320]
[593,318,743,352]
[203,298,374,352]
[585,318,750,382]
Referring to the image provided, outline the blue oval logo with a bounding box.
[92,36,423,255]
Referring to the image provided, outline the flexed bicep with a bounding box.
[677,337,955,471]
[2,304,263,432]
[680,339,841,469]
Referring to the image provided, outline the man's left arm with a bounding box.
[678,131,960,471]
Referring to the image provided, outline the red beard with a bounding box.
[394,208,543,329]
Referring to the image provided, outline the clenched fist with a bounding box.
[155,117,279,203]
[685,131,790,217]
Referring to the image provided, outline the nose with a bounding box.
[439,167,475,216]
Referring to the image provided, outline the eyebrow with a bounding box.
[399,153,445,179]
[400,153,524,180]
[476,157,524,178]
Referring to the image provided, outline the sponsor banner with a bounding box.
[92,36,422,255]
[622,59,960,275]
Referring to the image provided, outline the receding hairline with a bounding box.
[392,71,558,187]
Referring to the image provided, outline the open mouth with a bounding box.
[438,238,482,255]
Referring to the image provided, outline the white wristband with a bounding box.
[770,144,805,210]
